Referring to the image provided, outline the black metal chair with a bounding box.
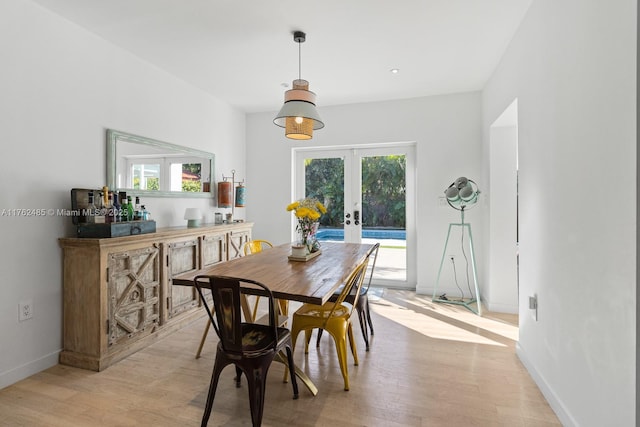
[194,240,276,359]
[193,275,299,427]
[316,242,380,351]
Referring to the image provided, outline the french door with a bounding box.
[294,144,416,289]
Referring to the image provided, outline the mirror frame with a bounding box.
[107,129,215,199]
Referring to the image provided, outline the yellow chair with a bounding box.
[285,258,370,391]
[317,243,380,351]
[243,239,274,256]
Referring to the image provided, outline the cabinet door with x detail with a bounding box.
[227,228,251,260]
[107,245,161,347]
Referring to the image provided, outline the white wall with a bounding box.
[246,93,484,295]
[488,123,518,313]
[482,0,636,425]
[0,0,245,388]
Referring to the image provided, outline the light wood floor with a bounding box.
[0,290,560,426]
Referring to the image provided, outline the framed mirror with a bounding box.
[107,129,214,198]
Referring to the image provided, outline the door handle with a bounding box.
[354,210,360,226]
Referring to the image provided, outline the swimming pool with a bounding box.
[316,228,406,241]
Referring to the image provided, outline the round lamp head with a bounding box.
[459,183,474,200]
[454,176,469,189]
[445,186,460,202]
[444,178,480,211]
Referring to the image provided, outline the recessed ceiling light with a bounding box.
[390,68,399,74]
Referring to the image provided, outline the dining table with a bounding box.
[172,241,375,395]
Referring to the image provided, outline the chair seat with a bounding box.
[294,302,352,319]
[240,323,292,355]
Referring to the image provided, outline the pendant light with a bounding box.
[274,31,324,140]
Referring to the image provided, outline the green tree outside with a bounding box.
[305,158,344,227]
[182,163,202,192]
[304,155,406,229]
[133,176,159,190]
[362,155,406,227]
[182,180,201,192]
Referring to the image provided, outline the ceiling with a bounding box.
[30,0,533,113]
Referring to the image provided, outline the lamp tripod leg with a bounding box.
[433,222,482,316]
[433,224,454,303]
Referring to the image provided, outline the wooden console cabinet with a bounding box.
[58,222,252,371]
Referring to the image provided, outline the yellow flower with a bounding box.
[287,197,324,253]
[287,197,325,222]
[295,207,310,218]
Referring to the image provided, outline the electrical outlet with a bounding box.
[19,300,33,322]
[529,294,538,321]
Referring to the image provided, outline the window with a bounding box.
[126,156,206,193]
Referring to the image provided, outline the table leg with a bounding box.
[277,299,289,316]
[275,351,318,396]
[195,321,211,359]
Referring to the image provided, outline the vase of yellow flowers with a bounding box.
[287,197,326,255]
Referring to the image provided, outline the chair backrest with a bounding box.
[243,239,274,256]
[362,242,380,293]
[344,242,380,298]
[322,260,369,326]
[193,275,278,355]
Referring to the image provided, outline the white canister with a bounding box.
[291,245,307,258]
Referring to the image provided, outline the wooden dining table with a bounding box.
[172,241,374,395]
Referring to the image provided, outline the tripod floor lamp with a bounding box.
[432,177,482,315]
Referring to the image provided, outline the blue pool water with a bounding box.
[316,228,406,241]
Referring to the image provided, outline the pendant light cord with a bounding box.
[298,40,302,81]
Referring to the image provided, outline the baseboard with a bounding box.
[0,350,60,390]
[416,284,476,299]
[516,342,577,427]
[485,300,518,314]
